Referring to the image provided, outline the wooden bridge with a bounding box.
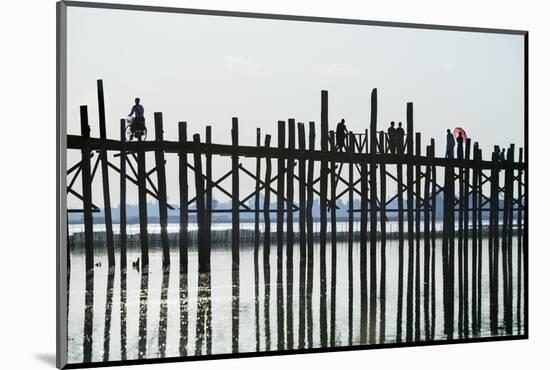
[67,80,526,348]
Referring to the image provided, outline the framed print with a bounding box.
[56,1,528,368]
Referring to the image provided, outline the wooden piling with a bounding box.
[405,103,415,342]
[79,106,94,272]
[517,147,523,332]
[154,113,170,268]
[137,144,149,268]
[379,130,387,344]
[232,118,240,269]
[276,120,285,350]
[206,126,213,254]
[458,142,465,336]
[320,91,329,347]
[414,132,421,341]
[193,134,209,273]
[286,118,295,349]
[471,143,479,334]
[298,122,307,349]
[359,128,369,344]
[463,138,471,337]
[119,119,127,269]
[263,134,272,351]
[396,147,405,343]
[477,148,483,329]
[368,88,378,344]
[178,122,188,273]
[306,122,315,348]
[97,80,115,267]
[489,149,499,334]
[329,131,338,347]
[348,131,355,345]
[254,128,261,267]
[423,143,432,339]
[430,139,436,340]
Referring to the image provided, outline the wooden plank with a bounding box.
[154,113,170,268]
[97,80,115,267]
[67,135,526,170]
[119,119,127,269]
[178,122,188,274]
[80,106,94,272]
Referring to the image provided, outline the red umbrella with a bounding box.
[454,127,468,141]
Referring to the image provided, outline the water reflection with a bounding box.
[67,238,525,364]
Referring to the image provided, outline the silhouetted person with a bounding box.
[456,132,464,160]
[129,97,144,124]
[446,129,455,159]
[336,119,348,152]
[387,121,397,154]
[499,148,506,162]
[395,122,405,155]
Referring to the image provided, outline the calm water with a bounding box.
[67,236,525,364]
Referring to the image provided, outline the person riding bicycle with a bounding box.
[128,98,145,140]
[128,97,145,126]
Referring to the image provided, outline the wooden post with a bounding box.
[137,142,149,268]
[396,144,405,343]
[320,91,329,347]
[232,118,240,269]
[348,131,355,345]
[298,122,307,349]
[286,119,295,349]
[254,128,261,268]
[430,139,437,340]
[262,134,272,351]
[306,122,315,348]
[423,143,432,339]
[463,138,471,337]
[477,148,483,329]
[489,149,499,334]
[405,103,415,342]
[193,134,209,273]
[231,118,240,353]
[119,119,127,269]
[80,106,94,272]
[97,80,115,267]
[414,132,421,341]
[471,142,479,335]
[329,131,337,347]
[517,147,523,331]
[206,126,213,255]
[276,120,285,350]
[379,130,387,343]
[503,145,514,333]
[442,161,452,338]
[458,139,465,336]
[359,128,368,344]
[178,122,188,273]
[154,113,170,268]
[368,88,378,344]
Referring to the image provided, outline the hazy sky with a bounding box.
[66,6,524,208]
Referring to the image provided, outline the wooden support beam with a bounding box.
[286,118,295,350]
[178,122,188,274]
[379,130,387,343]
[154,113,170,268]
[137,144,149,268]
[405,103,415,342]
[206,126,213,259]
[97,80,115,268]
[329,131,337,347]
[119,119,127,269]
[414,132,421,341]
[297,122,307,349]
[368,88,378,344]
[306,122,315,349]
[276,120,285,350]
[80,106,94,272]
[320,91,329,347]
[193,134,209,274]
